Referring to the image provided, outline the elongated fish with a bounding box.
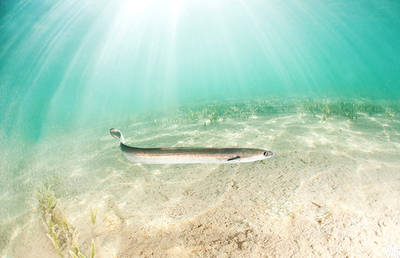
[110,128,274,164]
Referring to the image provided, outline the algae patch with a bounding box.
[37,186,95,258]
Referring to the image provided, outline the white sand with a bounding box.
[3,112,400,257]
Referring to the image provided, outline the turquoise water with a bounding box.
[1,0,400,141]
[1,0,400,256]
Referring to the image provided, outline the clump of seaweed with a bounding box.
[303,100,358,120]
[36,185,95,258]
[90,208,97,225]
[302,99,400,120]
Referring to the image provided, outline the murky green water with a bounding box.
[1,0,400,257]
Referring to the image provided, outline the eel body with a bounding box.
[110,128,274,164]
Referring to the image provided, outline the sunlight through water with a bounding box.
[1,0,400,257]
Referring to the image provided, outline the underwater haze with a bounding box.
[1,0,400,257]
[1,0,400,141]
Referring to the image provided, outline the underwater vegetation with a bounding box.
[171,99,400,124]
[90,209,97,226]
[141,98,296,126]
[302,99,399,120]
[36,185,95,258]
[134,98,400,129]
[178,100,295,123]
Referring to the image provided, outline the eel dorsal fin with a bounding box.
[227,156,241,161]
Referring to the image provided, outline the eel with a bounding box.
[110,128,274,164]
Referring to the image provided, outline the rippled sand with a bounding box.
[2,110,400,257]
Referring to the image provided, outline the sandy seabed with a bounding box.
[2,112,400,257]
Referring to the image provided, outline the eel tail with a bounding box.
[110,128,125,144]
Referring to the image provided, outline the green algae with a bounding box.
[36,185,96,258]
[303,100,400,120]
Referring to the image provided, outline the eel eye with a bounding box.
[263,151,274,157]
